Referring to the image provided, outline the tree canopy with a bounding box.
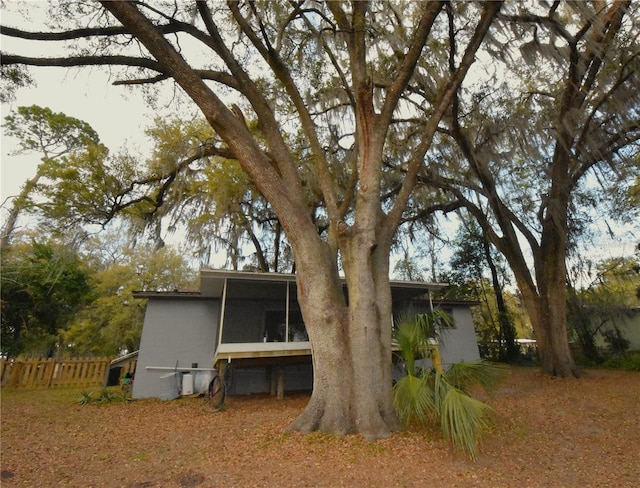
[417,0,640,376]
[0,229,198,359]
[1,239,94,358]
[1,105,102,248]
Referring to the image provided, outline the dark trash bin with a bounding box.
[107,366,122,386]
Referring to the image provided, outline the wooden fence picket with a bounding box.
[0,357,123,389]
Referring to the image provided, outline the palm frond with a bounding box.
[417,308,452,336]
[393,314,426,373]
[393,374,436,427]
[445,359,507,394]
[393,309,448,371]
[440,384,492,461]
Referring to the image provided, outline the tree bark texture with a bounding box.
[288,237,398,439]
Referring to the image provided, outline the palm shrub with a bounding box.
[392,311,505,460]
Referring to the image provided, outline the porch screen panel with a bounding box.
[220,280,289,343]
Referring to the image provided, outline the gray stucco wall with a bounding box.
[438,306,481,367]
[593,310,640,352]
[133,292,480,398]
[132,298,220,399]
[393,303,481,380]
[393,301,480,367]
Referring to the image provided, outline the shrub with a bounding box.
[602,353,640,372]
[77,387,133,405]
[392,312,506,460]
[77,390,93,405]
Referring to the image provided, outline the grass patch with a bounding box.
[1,387,90,405]
[0,386,131,406]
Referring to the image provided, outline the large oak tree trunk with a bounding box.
[520,1,630,377]
[287,234,399,440]
[520,281,577,378]
[536,215,578,377]
[513,193,578,378]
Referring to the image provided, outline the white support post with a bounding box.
[217,278,228,349]
[285,280,290,343]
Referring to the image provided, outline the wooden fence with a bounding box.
[0,357,133,389]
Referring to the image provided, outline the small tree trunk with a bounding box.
[483,238,518,361]
[0,205,21,250]
[567,290,602,363]
[1,173,41,250]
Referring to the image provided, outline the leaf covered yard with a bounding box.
[1,367,638,487]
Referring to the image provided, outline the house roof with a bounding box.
[109,350,139,367]
[132,291,206,299]
[201,269,446,301]
[134,269,447,302]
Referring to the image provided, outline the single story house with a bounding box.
[130,269,480,400]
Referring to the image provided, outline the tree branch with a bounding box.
[385,2,501,240]
[111,69,240,89]
[0,23,182,41]
[226,1,341,225]
[379,1,444,129]
[1,53,163,72]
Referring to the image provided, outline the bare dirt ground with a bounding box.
[1,366,639,488]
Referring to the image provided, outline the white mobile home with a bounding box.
[130,270,480,400]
